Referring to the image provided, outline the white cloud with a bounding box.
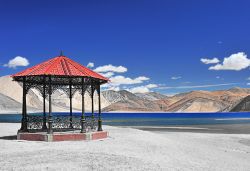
[146,84,158,88]
[216,76,220,79]
[99,72,114,78]
[110,75,149,85]
[246,77,250,81]
[87,62,94,68]
[158,83,239,90]
[101,75,150,92]
[201,58,220,64]
[247,83,250,86]
[101,83,120,91]
[136,76,150,81]
[4,56,29,68]
[107,86,120,91]
[128,86,150,93]
[96,63,157,93]
[209,52,250,71]
[171,76,182,80]
[126,84,158,94]
[94,64,127,73]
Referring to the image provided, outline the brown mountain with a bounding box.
[230,95,250,112]
[0,75,111,113]
[0,75,250,113]
[103,88,250,112]
[103,90,162,112]
[157,88,249,112]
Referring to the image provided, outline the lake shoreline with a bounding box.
[128,123,250,134]
[1,113,250,130]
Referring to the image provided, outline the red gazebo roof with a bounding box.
[12,55,108,81]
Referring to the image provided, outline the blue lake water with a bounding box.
[1,112,250,126]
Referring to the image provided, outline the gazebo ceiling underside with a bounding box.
[13,75,105,86]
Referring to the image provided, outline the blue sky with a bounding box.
[1,0,250,94]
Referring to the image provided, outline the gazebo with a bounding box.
[12,53,109,141]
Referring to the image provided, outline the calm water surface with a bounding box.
[1,112,250,126]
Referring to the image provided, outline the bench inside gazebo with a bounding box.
[12,54,109,141]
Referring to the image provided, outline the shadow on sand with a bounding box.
[0,135,17,140]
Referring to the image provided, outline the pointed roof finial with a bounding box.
[60,50,64,56]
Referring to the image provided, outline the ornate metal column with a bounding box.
[97,84,103,131]
[91,83,95,130]
[80,77,86,133]
[47,75,53,134]
[69,80,73,129]
[42,76,47,130]
[20,76,28,132]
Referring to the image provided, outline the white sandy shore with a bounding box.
[0,123,250,170]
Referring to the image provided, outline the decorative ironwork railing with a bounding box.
[52,115,79,130]
[27,115,43,130]
[85,115,99,131]
[26,115,98,131]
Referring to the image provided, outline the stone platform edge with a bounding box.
[17,131,108,142]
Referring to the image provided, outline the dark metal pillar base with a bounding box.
[42,125,47,131]
[20,117,28,132]
[69,122,73,129]
[42,117,47,130]
[80,119,86,133]
[98,119,103,132]
[91,116,95,130]
[47,116,53,134]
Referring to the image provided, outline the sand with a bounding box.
[0,123,250,170]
